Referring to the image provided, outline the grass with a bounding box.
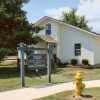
[38,87,100,100]
[0,64,48,92]
[0,64,100,92]
[51,67,100,83]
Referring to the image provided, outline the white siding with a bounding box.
[38,19,58,40]
[36,19,58,56]
[59,25,94,65]
[94,37,100,64]
[56,24,61,58]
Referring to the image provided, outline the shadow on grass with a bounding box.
[0,66,20,79]
[25,68,47,78]
[24,67,63,78]
[82,94,93,98]
[0,64,63,79]
[0,66,48,79]
[51,67,64,74]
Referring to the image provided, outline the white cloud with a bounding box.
[77,0,100,33]
[44,7,70,19]
[89,21,100,32]
[44,0,100,33]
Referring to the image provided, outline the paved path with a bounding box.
[0,80,100,100]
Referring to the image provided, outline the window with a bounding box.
[74,43,81,56]
[45,24,51,35]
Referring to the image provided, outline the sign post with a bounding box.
[19,43,25,87]
[47,44,52,83]
[18,43,52,86]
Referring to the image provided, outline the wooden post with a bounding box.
[47,44,52,83]
[19,43,25,87]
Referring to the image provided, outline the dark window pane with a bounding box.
[75,43,81,49]
[45,24,51,35]
[46,30,51,35]
[75,50,81,56]
[74,43,81,56]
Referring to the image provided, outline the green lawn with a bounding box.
[38,87,100,100]
[0,64,48,92]
[0,64,100,92]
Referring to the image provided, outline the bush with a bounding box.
[53,55,73,67]
[8,48,17,55]
[0,48,11,62]
[70,59,78,66]
[52,55,64,67]
[56,59,64,67]
[63,62,69,66]
[55,58,65,67]
[82,59,89,65]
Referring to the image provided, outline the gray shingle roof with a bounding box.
[33,35,57,43]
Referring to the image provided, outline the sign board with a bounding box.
[27,54,47,68]
[18,43,52,87]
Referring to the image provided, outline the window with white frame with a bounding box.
[45,24,51,35]
[74,43,81,56]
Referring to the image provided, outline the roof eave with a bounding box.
[33,16,100,37]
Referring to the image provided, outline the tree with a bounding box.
[0,0,38,61]
[61,8,92,31]
[0,48,11,62]
[0,0,35,49]
[32,26,44,35]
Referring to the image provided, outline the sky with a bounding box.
[22,0,100,33]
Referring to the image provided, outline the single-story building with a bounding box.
[33,16,100,65]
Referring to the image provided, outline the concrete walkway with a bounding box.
[0,80,100,100]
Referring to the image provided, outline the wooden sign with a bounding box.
[18,43,52,87]
[27,54,47,68]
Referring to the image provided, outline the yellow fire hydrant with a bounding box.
[75,71,85,96]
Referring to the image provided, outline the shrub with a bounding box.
[0,48,11,62]
[8,48,17,55]
[56,59,63,67]
[52,55,64,67]
[55,58,65,67]
[52,55,68,67]
[82,59,89,65]
[70,59,78,66]
[63,62,69,66]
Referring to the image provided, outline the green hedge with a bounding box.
[82,59,89,65]
[0,48,11,62]
[70,59,78,66]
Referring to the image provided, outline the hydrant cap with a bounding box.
[75,72,83,79]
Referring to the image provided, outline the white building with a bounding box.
[33,16,100,65]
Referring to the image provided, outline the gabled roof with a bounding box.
[34,16,100,37]
[33,35,57,44]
